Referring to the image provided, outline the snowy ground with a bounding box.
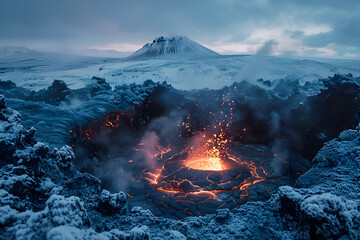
[1,52,360,91]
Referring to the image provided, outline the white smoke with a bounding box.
[241,39,278,84]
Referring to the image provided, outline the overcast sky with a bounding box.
[0,0,359,58]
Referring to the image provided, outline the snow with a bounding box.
[339,129,358,141]
[46,226,87,240]
[99,189,127,214]
[130,206,154,218]
[44,195,88,228]
[1,48,360,91]
[215,208,230,220]
[129,226,150,240]
[0,174,36,195]
[0,189,22,210]
[37,178,63,196]
[54,145,76,169]
[129,36,219,59]
[45,226,127,240]
[301,194,359,238]
[6,195,89,240]
[113,80,163,105]
[0,205,18,226]
[163,230,186,240]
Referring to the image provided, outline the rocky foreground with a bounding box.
[0,91,359,239]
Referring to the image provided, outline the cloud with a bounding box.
[303,48,337,57]
[303,20,360,48]
[284,30,304,39]
[0,0,359,57]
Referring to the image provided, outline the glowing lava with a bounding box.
[182,131,232,171]
[71,95,271,217]
[184,157,227,171]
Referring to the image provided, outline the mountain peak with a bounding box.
[129,36,219,59]
[152,35,188,43]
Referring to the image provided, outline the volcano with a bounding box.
[128,36,219,59]
[68,83,306,218]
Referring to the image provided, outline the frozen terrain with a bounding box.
[1,44,360,91]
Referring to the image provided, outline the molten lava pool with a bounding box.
[127,143,273,218]
[185,157,228,171]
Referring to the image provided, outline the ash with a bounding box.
[0,74,360,239]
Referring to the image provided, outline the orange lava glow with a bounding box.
[130,122,268,201]
[71,87,273,217]
[184,157,227,171]
[73,107,268,202]
[182,131,231,171]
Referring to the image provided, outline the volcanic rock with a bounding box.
[88,76,112,97]
[28,80,71,105]
[99,189,127,215]
[216,208,230,221]
[1,77,360,239]
[129,226,150,240]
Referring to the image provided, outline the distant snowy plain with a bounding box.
[1,50,360,91]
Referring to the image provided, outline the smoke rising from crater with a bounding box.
[240,40,278,84]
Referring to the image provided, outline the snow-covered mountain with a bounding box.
[0,46,39,56]
[129,36,219,59]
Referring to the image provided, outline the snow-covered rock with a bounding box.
[0,189,23,210]
[113,80,169,105]
[129,226,150,240]
[0,205,18,227]
[301,193,359,238]
[130,206,154,218]
[46,226,128,240]
[28,80,71,105]
[99,189,127,215]
[216,208,230,221]
[87,76,112,97]
[7,195,88,239]
[52,145,75,169]
[162,230,186,240]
